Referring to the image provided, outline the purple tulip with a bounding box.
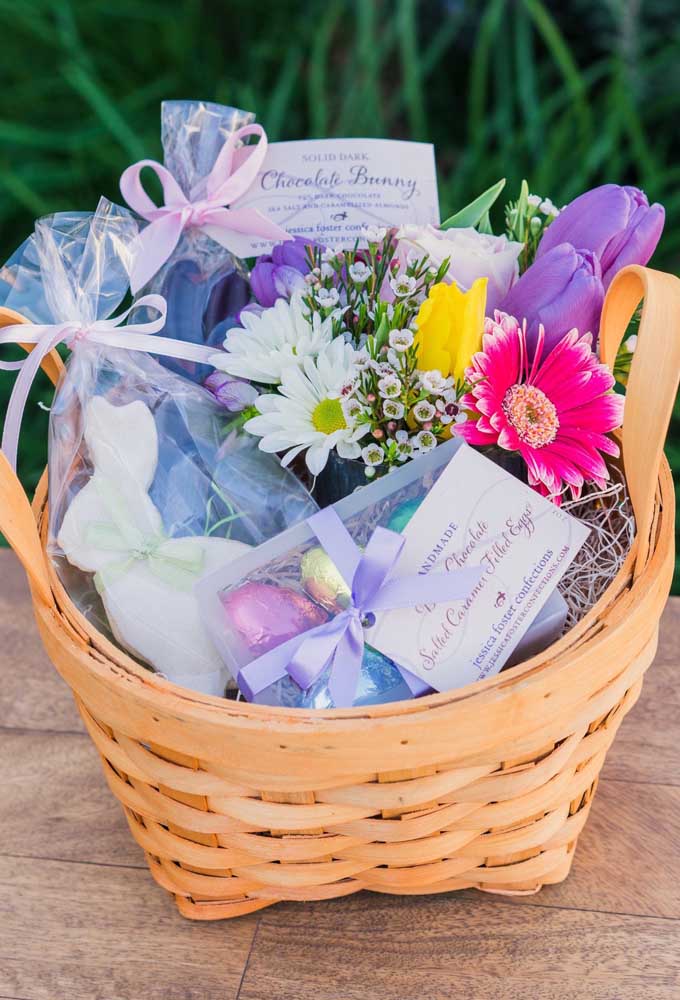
[537,184,664,288]
[250,236,315,307]
[203,371,258,412]
[498,243,604,355]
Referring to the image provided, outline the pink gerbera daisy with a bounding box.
[459,311,624,502]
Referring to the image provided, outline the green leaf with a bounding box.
[374,313,390,352]
[515,179,530,241]
[477,210,494,235]
[441,178,506,229]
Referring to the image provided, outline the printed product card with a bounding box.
[226,138,439,255]
[367,445,590,691]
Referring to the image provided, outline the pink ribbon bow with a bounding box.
[120,123,292,293]
[0,294,217,471]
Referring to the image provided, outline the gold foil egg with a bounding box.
[300,546,351,612]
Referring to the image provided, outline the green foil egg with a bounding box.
[300,546,351,612]
[386,496,424,534]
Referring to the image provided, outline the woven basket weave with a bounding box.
[1,265,679,921]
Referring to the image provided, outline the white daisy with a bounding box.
[245,338,369,475]
[211,293,332,385]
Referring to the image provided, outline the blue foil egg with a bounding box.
[251,643,414,709]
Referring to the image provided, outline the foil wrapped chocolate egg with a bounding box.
[220,581,327,657]
[300,546,351,612]
[386,496,424,534]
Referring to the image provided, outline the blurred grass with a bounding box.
[1,0,679,585]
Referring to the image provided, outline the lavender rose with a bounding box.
[396,225,524,312]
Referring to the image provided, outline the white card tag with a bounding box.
[222,138,440,256]
[368,445,590,691]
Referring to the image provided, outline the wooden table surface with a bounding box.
[1,549,679,1000]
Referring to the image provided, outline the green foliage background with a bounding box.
[1,0,679,584]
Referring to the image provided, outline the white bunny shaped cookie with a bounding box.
[58,396,249,695]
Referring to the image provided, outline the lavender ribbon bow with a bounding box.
[238,506,482,708]
[120,122,292,293]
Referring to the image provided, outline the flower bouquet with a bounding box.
[211,181,661,511]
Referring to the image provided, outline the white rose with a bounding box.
[396,224,523,312]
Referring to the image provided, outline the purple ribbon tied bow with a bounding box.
[120,122,292,293]
[238,506,483,708]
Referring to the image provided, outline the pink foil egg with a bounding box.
[220,581,328,657]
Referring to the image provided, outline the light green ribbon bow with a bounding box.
[86,479,205,593]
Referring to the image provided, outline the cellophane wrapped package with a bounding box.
[124,100,255,381]
[0,200,318,696]
[198,439,469,709]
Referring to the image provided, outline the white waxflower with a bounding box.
[378,374,402,399]
[383,399,405,420]
[371,360,394,377]
[528,194,542,208]
[320,262,335,278]
[419,370,450,394]
[390,274,417,298]
[414,430,437,452]
[316,286,340,308]
[342,397,366,423]
[361,443,384,467]
[395,429,409,444]
[436,388,467,426]
[361,225,387,243]
[213,293,332,384]
[388,329,414,352]
[540,198,559,217]
[353,349,371,371]
[244,338,368,476]
[413,400,435,423]
[321,247,342,263]
[349,261,372,283]
[396,440,413,461]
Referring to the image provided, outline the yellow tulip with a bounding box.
[415,277,488,383]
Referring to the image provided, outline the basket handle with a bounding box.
[599,264,680,577]
[0,307,65,607]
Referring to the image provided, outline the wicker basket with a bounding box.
[1,265,679,921]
